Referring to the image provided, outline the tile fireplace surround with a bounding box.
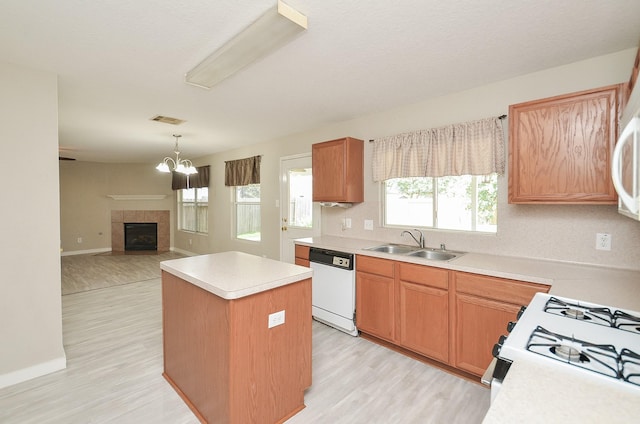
[111,210,170,252]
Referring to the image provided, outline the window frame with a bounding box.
[233,183,261,242]
[177,187,208,234]
[382,174,497,233]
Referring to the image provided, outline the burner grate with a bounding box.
[620,348,640,386]
[526,326,620,380]
[544,297,613,327]
[614,311,640,335]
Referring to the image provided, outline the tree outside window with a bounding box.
[384,175,497,232]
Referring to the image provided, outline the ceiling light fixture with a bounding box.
[185,0,307,89]
[155,134,198,175]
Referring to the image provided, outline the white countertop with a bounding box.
[482,358,640,423]
[295,236,640,310]
[160,251,313,300]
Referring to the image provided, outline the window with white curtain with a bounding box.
[375,116,504,233]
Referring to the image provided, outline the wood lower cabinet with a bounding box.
[354,254,551,379]
[356,255,395,342]
[162,271,312,423]
[451,272,550,376]
[294,244,310,267]
[398,263,449,362]
[508,84,623,204]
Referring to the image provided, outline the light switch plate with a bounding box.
[364,220,374,230]
[268,310,285,328]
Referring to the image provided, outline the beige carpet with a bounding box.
[61,251,185,295]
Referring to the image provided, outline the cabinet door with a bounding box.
[508,84,622,204]
[312,137,364,202]
[356,271,395,341]
[399,281,448,362]
[453,293,519,376]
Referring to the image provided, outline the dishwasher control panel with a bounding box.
[309,247,354,270]
[332,256,350,268]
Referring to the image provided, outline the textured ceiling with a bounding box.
[1,0,639,162]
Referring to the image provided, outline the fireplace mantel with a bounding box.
[107,194,167,200]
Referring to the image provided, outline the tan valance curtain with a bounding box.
[224,155,261,186]
[171,165,210,190]
[371,116,505,182]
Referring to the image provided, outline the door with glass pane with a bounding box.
[279,154,320,263]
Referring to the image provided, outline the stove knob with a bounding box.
[492,335,508,358]
[517,306,526,319]
[507,321,517,332]
[492,343,501,358]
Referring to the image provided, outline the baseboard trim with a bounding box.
[61,247,111,257]
[171,247,198,257]
[0,356,67,389]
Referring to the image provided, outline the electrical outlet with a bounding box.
[364,219,374,230]
[595,233,611,251]
[345,218,352,228]
[268,310,285,328]
[189,238,193,246]
[77,237,82,244]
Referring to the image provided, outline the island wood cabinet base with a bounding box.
[162,271,312,424]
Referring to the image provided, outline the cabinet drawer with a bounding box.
[455,272,549,306]
[398,262,448,290]
[295,258,310,267]
[294,244,310,261]
[356,255,394,277]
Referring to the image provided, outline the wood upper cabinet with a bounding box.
[451,272,549,376]
[294,244,310,267]
[312,137,364,203]
[398,263,449,363]
[356,255,395,342]
[508,84,624,204]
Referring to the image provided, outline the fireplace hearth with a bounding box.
[124,223,157,251]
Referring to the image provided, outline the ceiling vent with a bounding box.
[150,115,186,125]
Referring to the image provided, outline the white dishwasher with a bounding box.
[308,247,358,336]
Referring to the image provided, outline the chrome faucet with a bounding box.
[401,229,425,248]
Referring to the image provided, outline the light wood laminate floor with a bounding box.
[2,258,490,423]
[61,251,184,295]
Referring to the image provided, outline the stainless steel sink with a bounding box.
[365,244,417,254]
[407,250,458,261]
[364,244,464,261]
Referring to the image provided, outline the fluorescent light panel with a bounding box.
[185,0,307,89]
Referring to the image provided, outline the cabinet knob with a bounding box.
[281,226,287,231]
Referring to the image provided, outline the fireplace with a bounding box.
[124,223,157,251]
[111,210,169,252]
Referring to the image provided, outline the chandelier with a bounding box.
[155,134,197,175]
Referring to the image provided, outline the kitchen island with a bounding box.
[160,252,313,424]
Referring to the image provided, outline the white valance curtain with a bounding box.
[371,116,505,182]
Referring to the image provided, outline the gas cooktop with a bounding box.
[497,293,640,390]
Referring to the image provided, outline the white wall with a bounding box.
[180,48,640,271]
[0,62,66,388]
